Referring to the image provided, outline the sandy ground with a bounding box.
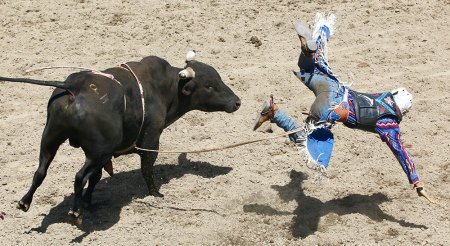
[1,0,449,245]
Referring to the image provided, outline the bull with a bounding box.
[0,51,241,220]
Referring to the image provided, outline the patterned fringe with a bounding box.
[294,123,329,180]
[312,12,336,62]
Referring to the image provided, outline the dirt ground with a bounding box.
[1,0,449,245]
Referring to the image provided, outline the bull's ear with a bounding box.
[181,80,195,95]
[179,67,195,79]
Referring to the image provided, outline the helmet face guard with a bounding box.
[391,87,413,115]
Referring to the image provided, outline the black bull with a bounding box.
[0,55,241,219]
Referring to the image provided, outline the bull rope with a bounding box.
[135,127,306,154]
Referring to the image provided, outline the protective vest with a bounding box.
[350,90,402,132]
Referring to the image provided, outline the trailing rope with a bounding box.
[135,127,306,154]
[25,66,94,73]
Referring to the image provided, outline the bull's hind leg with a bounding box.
[82,158,115,207]
[81,169,102,207]
[69,155,111,222]
[18,125,67,212]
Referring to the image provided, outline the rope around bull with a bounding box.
[135,128,305,154]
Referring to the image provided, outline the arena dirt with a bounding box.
[1,0,449,245]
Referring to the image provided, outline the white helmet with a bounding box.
[391,87,413,115]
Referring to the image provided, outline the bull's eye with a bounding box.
[205,85,214,90]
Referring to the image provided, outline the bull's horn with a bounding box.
[179,67,195,79]
[186,50,196,62]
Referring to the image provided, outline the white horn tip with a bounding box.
[186,50,196,62]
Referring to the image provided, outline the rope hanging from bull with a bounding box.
[135,127,307,154]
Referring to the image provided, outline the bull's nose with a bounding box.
[234,99,241,110]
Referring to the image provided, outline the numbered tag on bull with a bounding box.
[89,83,109,104]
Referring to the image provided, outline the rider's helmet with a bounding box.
[391,87,413,115]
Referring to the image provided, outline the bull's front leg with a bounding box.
[140,151,162,197]
[138,131,163,197]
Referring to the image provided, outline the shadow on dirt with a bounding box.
[28,153,232,242]
[243,170,427,239]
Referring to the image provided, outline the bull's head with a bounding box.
[178,51,241,113]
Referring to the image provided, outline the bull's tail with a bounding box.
[0,76,72,90]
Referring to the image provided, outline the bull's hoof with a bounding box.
[68,209,83,225]
[149,190,164,198]
[17,200,30,212]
